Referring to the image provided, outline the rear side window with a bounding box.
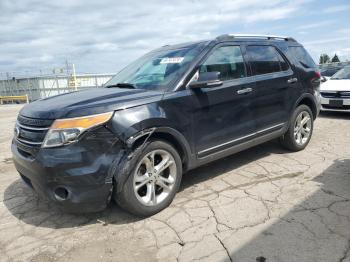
[288,46,316,69]
[199,46,246,81]
[246,46,289,75]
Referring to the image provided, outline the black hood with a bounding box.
[19,88,163,119]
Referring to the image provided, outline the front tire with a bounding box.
[114,140,182,217]
[280,105,314,151]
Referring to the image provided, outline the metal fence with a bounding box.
[0,73,114,102]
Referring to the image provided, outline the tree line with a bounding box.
[319,53,340,64]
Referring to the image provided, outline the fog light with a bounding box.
[54,187,70,201]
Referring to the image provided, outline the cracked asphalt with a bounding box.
[1,104,350,262]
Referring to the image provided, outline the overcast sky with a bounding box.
[1,0,350,77]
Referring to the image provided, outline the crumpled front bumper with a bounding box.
[11,127,123,213]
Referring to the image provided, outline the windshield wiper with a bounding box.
[105,83,136,89]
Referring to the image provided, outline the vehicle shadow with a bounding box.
[3,140,286,229]
[226,158,350,262]
[180,140,286,190]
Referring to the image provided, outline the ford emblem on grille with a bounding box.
[14,125,21,138]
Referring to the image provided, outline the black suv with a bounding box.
[12,34,321,216]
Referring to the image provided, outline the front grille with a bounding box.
[15,115,54,147]
[321,91,350,99]
[17,115,53,127]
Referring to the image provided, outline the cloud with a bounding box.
[304,36,350,46]
[297,20,335,30]
[0,0,347,75]
[323,4,350,14]
[303,36,350,63]
[336,47,350,58]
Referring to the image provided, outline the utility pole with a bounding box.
[72,63,77,91]
[65,59,70,75]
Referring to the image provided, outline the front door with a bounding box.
[189,44,256,158]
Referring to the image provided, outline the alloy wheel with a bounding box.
[294,111,312,146]
[133,149,177,206]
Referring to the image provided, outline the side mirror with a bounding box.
[321,76,327,83]
[189,71,223,89]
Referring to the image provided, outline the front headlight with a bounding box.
[42,112,113,148]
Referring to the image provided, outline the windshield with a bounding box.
[321,68,341,77]
[105,43,205,91]
[331,67,350,79]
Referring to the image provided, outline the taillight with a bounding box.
[311,71,321,83]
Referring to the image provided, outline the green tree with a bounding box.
[331,54,340,63]
[319,54,330,64]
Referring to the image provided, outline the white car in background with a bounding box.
[320,66,350,112]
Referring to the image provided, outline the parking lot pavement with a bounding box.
[1,105,350,262]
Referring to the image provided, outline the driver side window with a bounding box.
[199,46,246,81]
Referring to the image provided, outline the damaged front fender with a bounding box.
[107,127,156,193]
[105,103,193,194]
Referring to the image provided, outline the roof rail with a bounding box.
[216,34,296,42]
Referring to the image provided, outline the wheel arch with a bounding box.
[294,94,318,119]
[127,126,192,172]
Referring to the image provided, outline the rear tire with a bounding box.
[280,105,314,151]
[114,140,182,217]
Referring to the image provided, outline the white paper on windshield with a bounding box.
[160,57,184,64]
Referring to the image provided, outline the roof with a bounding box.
[216,34,297,42]
[156,33,298,52]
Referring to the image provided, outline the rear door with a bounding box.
[245,45,296,133]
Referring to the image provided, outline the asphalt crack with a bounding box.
[214,234,233,262]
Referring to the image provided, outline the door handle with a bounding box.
[237,87,253,95]
[287,78,298,84]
